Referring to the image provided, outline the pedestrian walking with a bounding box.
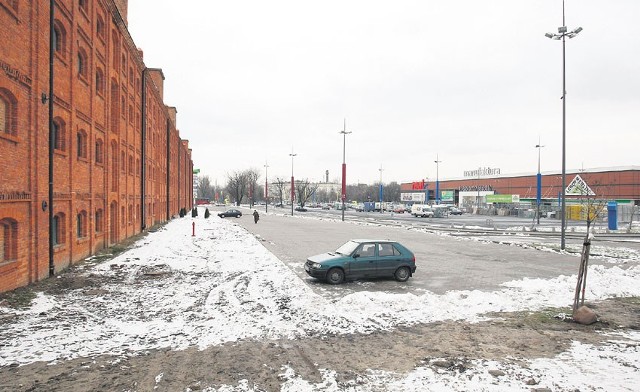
[253,209,260,224]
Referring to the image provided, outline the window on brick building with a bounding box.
[0,88,17,137]
[128,104,134,125]
[77,129,87,159]
[53,21,67,58]
[111,141,118,191]
[110,80,119,134]
[53,118,66,151]
[121,206,125,227]
[111,30,119,68]
[136,158,140,176]
[121,53,127,74]
[95,209,103,233]
[129,67,134,85]
[1,218,18,263]
[76,210,88,239]
[77,48,88,79]
[95,138,104,164]
[128,154,133,175]
[95,68,105,96]
[53,213,66,246]
[78,0,88,14]
[121,150,125,173]
[128,204,133,225]
[96,15,105,40]
[121,96,126,118]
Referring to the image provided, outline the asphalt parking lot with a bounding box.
[218,207,592,297]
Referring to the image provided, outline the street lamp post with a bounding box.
[546,0,582,250]
[378,164,384,213]
[289,150,296,216]
[264,161,269,213]
[535,140,545,225]
[434,155,442,205]
[339,119,352,222]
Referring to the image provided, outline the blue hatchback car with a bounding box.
[305,239,417,284]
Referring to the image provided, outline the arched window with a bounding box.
[95,138,104,164]
[121,150,125,173]
[95,208,104,233]
[111,30,119,68]
[53,20,67,57]
[121,53,127,74]
[76,210,87,238]
[77,48,88,79]
[128,154,133,175]
[1,218,18,262]
[111,141,118,191]
[96,14,105,39]
[95,68,105,95]
[77,129,87,159]
[78,0,88,14]
[110,79,119,134]
[53,213,66,246]
[53,118,66,151]
[0,88,17,137]
[121,96,126,118]
[128,204,133,225]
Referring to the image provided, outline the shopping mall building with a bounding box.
[400,166,640,218]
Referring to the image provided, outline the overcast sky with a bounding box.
[127,1,640,186]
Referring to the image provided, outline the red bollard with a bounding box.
[192,221,195,237]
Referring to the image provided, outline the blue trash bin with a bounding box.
[607,201,618,230]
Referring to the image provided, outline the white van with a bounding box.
[411,204,434,218]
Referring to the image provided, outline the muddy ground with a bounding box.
[1,293,638,392]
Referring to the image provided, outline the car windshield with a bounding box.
[335,240,359,256]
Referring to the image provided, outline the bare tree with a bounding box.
[226,170,249,206]
[295,179,319,208]
[572,177,608,316]
[273,177,287,206]
[246,168,260,208]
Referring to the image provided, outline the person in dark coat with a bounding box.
[253,210,259,224]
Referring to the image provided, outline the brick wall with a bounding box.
[0,0,193,293]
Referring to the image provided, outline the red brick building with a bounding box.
[0,0,193,292]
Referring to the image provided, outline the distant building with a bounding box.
[401,166,640,207]
[0,1,193,292]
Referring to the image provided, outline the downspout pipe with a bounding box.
[48,0,55,277]
[141,68,147,230]
[166,119,170,220]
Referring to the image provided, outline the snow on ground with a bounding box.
[1,214,639,390]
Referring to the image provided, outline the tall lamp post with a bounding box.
[339,119,352,221]
[535,140,544,225]
[289,150,296,216]
[434,155,442,205]
[545,0,582,250]
[264,161,269,213]
[378,164,384,213]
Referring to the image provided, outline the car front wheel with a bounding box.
[326,268,344,285]
[394,266,410,282]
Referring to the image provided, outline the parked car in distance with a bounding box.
[295,206,308,212]
[393,205,406,213]
[305,239,417,284]
[411,204,434,218]
[218,209,242,218]
[449,207,463,215]
[321,203,331,210]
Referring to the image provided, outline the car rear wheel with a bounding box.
[326,268,344,285]
[394,266,410,282]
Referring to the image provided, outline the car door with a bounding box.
[348,243,378,278]
[376,242,401,277]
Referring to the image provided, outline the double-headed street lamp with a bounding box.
[535,140,544,225]
[434,155,442,205]
[339,119,352,222]
[545,0,582,250]
[289,150,296,216]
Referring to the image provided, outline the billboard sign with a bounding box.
[441,190,454,202]
[486,194,520,203]
[401,192,426,202]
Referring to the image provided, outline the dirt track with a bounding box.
[1,297,638,392]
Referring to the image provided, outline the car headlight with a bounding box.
[311,262,322,269]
